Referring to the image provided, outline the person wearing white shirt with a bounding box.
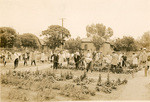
[85,50,93,72]
[24,52,28,66]
[132,53,138,67]
[65,51,70,66]
[31,51,36,66]
[58,51,64,67]
[111,52,119,73]
[41,52,45,63]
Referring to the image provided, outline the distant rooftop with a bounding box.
[81,37,93,43]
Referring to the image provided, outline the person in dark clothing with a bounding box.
[92,51,96,61]
[31,51,36,66]
[2,54,7,66]
[14,53,19,69]
[51,51,59,70]
[24,52,28,66]
[27,52,30,61]
[8,52,11,60]
[74,52,81,70]
[122,53,127,67]
[14,58,19,69]
[80,51,85,66]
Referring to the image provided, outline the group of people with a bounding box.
[1,48,150,76]
[50,48,150,75]
[0,50,38,68]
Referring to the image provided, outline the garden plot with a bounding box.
[1,68,130,101]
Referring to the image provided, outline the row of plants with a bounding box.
[1,68,129,101]
[52,62,141,74]
[1,69,94,101]
[73,72,128,94]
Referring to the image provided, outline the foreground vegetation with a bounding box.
[1,68,129,101]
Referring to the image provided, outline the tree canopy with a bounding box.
[140,31,150,49]
[20,33,41,49]
[86,23,113,39]
[114,36,138,51]
[64,37,82,53]
[0,27,18,48]
[42,25,71,50]
[86,23,113,50]
[92,35,105,50]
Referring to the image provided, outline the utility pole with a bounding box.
[60,18,65,50]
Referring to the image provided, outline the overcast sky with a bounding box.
[0,0,150,39]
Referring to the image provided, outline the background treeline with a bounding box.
[0,24,150,52]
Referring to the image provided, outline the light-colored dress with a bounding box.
[106,55,112,64]
[41,53,45,61]
[95,53,99,61]
[111,54,119,65]
[85,52,92,63]
[132,54,138,65]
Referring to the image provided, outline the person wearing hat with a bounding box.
[65,50,70,66]
[98,51,103,67]
[30,51,36,66]
[122,53,127,68]
[58,51,64,67]
[111,51,119,73]
[51,50,59,70]
[41,52,45,63]
[74,52,81,70]
[118,52,123,67]
[139,48,148,76]
[132,52,138,68]
[85,50,93,72]
[24,52,28,66]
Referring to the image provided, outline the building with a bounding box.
[81,37,96,52]
[81,37,114,55]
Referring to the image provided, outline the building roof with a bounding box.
[81,37,93,43]
[81,37,114,47]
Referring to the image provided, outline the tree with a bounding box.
[92,35,105,50]
[86,23,113,39]
[20,33,41,49]
[14,35,22,48]
[140,31,150,49]
[64,37,82,53]
[114,36,138,51]
[86,23,113,50]
[42,25,71,50]
[0,27,18,48]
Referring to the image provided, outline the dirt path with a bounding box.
[118,69,150,100]
[0,62,53,74]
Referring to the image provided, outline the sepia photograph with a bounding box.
[0,0,150,101]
